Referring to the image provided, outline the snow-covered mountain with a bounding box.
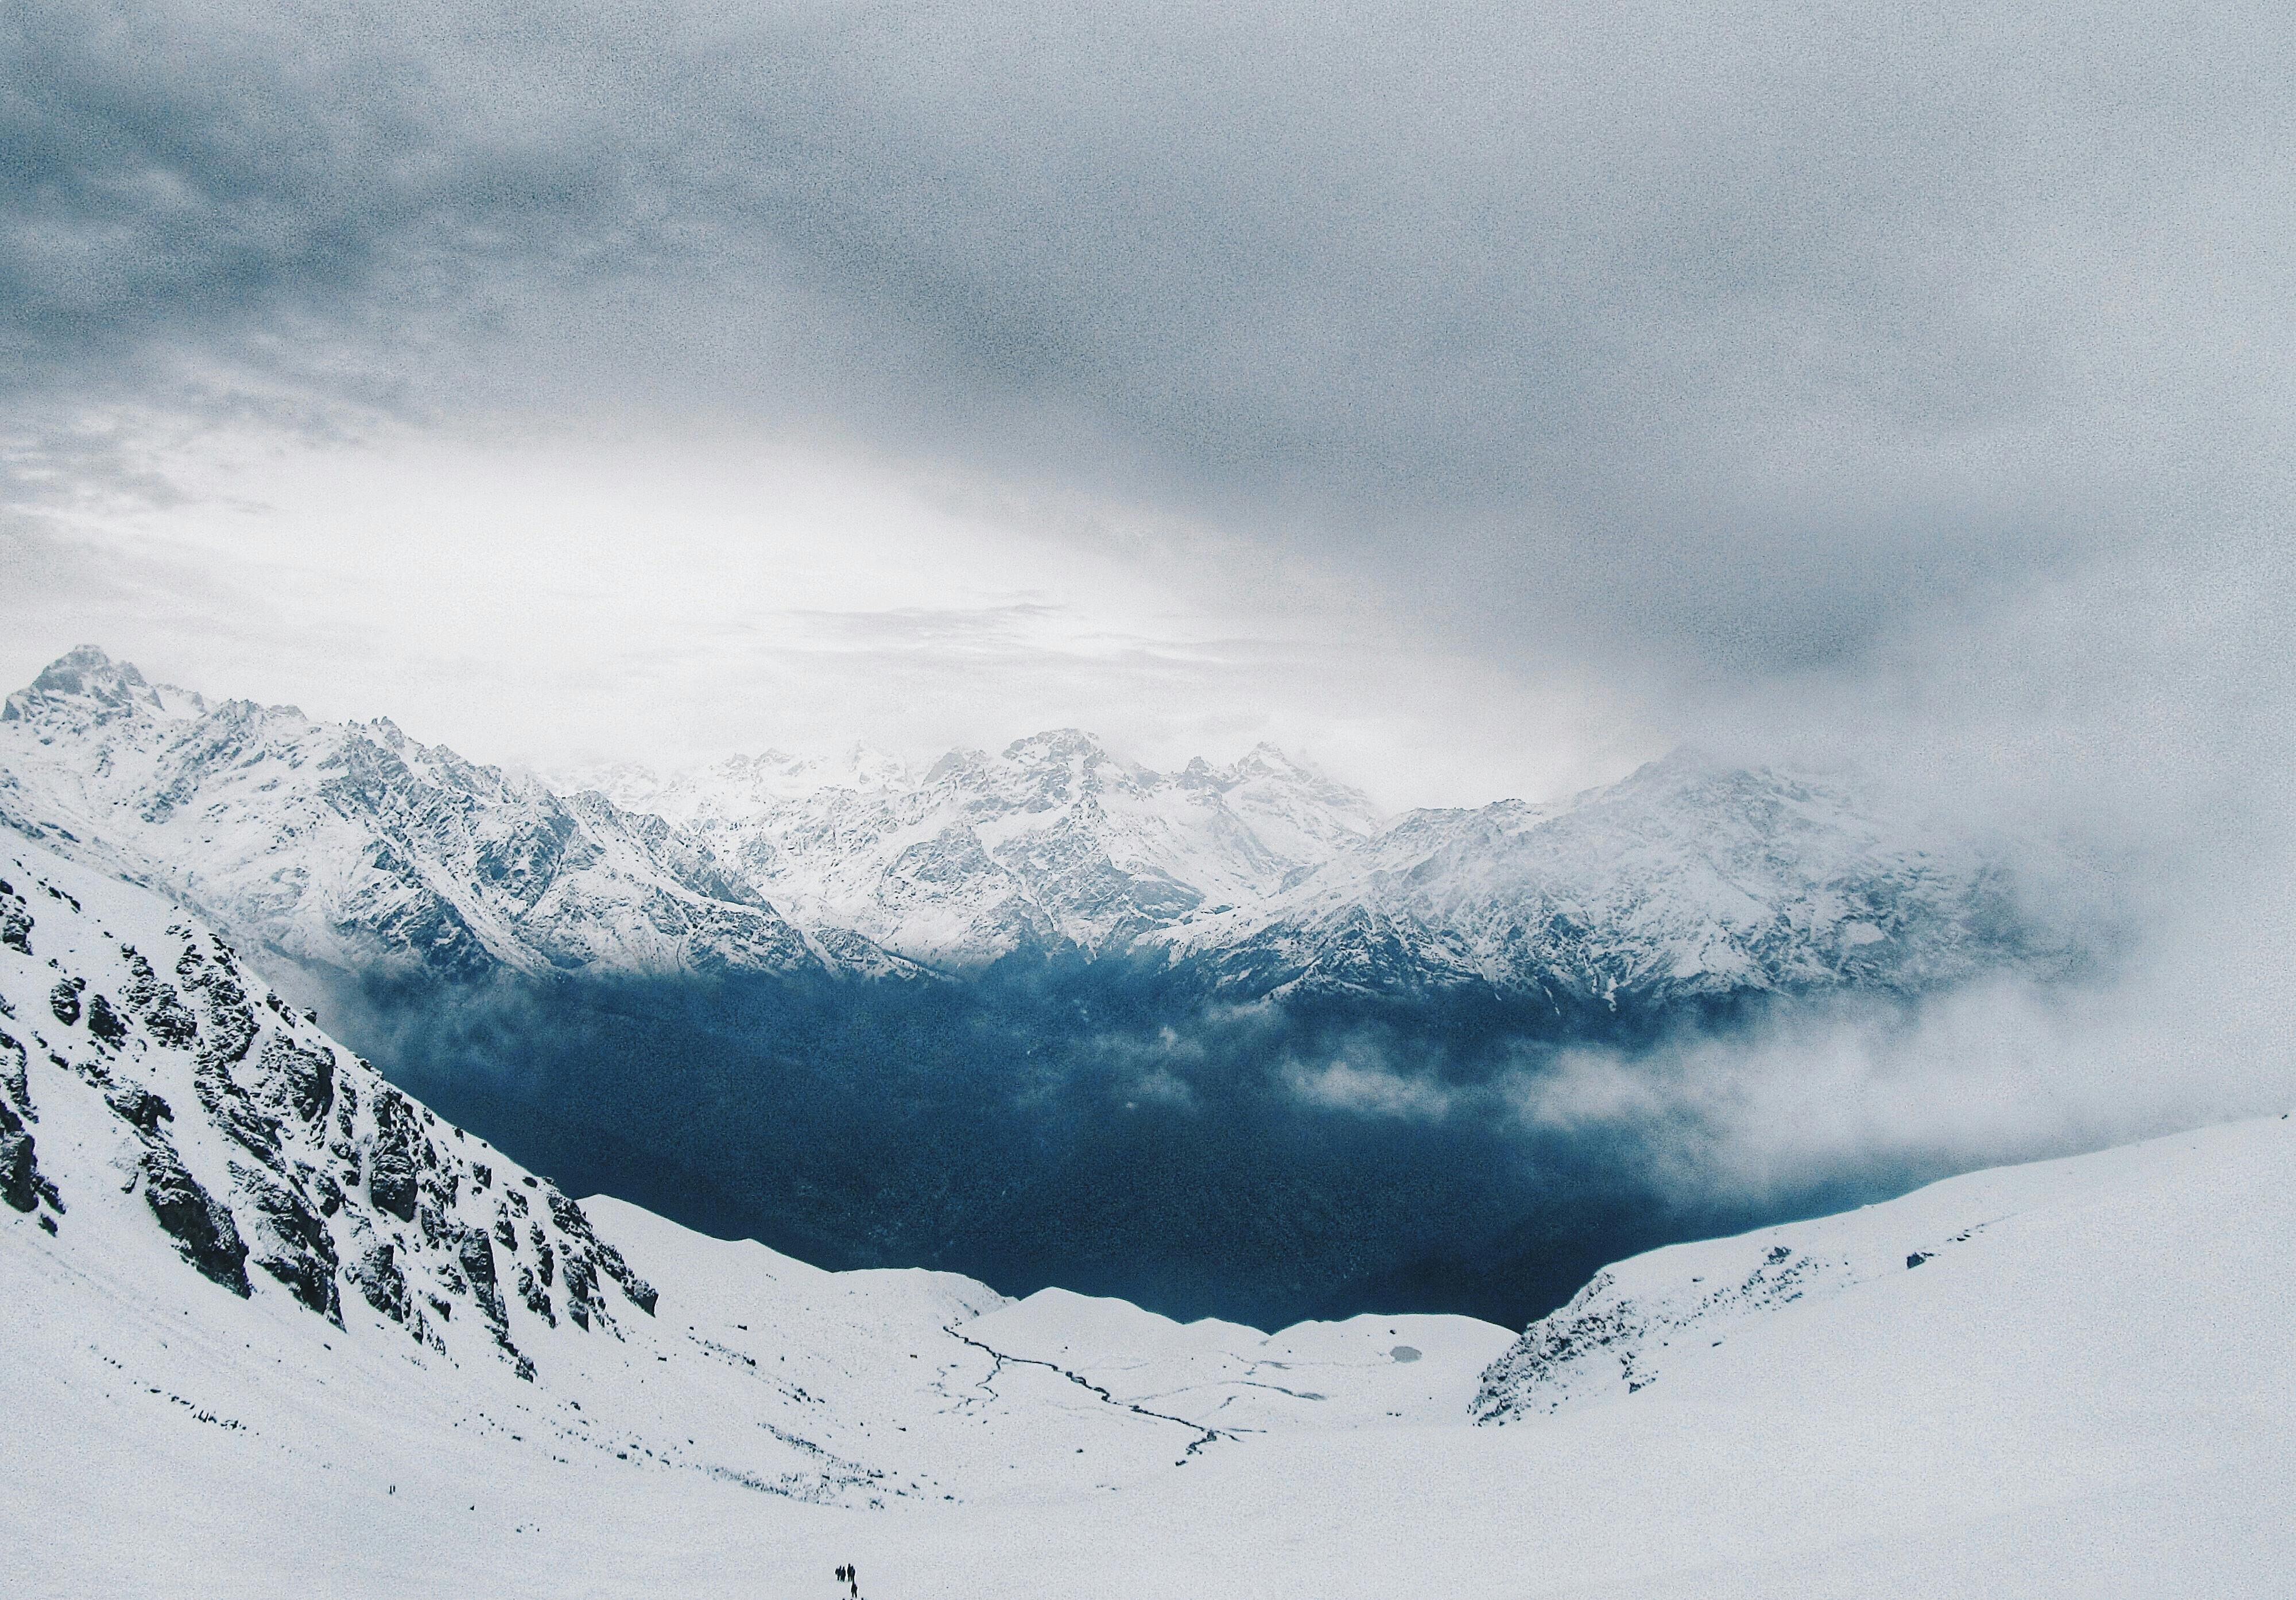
[0,649,2060,1009]
[1147,751,2061,1009]
[0,647,922,984]
[571,743,921,821]
[579,730,1389,968]
[7,824,2287,1597]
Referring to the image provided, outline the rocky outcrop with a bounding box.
[0,1093,43,1214]
[0,828,674,1380]
[234,1161,342,1321]
[139,1136,251,1295]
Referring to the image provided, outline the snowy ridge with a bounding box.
[1147,751,2059,1007]
[1,649,2064,1004]
[0,828,661,1380]
[581,729,1389,968]
[7,838,2289,1599]
[1470,1114,2296,1426]
[0,647,923,984]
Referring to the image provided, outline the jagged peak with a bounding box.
[5,645,166,725]
[1000,728,1112,764]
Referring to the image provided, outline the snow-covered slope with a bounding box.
[1469,1109,2296,1426]
[1149,751,2060,1008]
[0,647,920,982]
[579,731,1388,968]
[9,834,2287,1599]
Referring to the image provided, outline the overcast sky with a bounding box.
[4,1,2290,810]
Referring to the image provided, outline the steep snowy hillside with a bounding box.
[577,731,1388,968]
[1151,751,2063,1010]
[0,648,919,983]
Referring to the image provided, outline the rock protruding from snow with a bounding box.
[0,827,655,1378]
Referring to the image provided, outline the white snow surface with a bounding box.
[3,828,2289,1597]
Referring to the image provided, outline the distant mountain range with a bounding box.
[1,646,2066,1016]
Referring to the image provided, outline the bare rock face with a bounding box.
[234,1162,343,1322]
[139,1137,251,1296]
[0,1094,42,1214]
[367,1090,424,1223]
[1,1025,27,1114]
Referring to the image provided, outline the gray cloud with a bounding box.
[7,0,2291,699]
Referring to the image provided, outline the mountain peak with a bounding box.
[4,646,165,725]
[1001,728,1112,765]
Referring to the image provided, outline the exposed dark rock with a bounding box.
[369,1089,423,1221]
[418,1199,453,1248]
[0,1097,41,1212]
[350,1240,412,1323]
[561,1251,597,1330]
[48,980,80,1026]
[1,1027,26,1110]
[308,1169,344,1216]
[177,937,258,1068]
[516,1263,556,1327]
[233,1162,343,1322]
[84,993,128,1044]
[139,1138,250,1296]
[456,1229,509,1332]
[420,1169,458,1212]
[1,895,30,954]
[193,1056,284,1167]
[119,951,198,1047]
[1906,1251,1933,1269]
[251,1033,335,1125]
[545,1186,657,1313]
[103,1082,173,1132]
